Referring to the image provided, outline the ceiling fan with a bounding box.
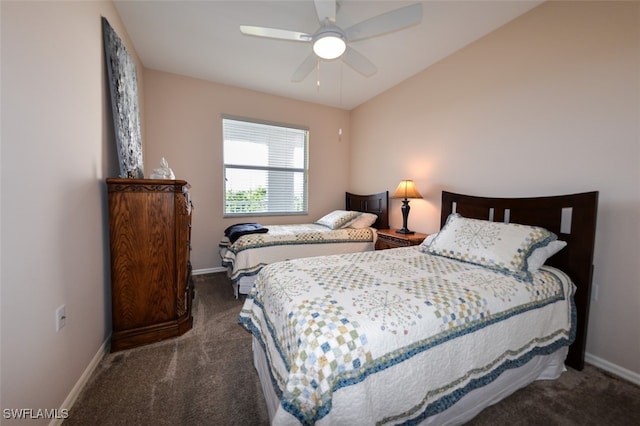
[240,0,423,82]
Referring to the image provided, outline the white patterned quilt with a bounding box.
[221,224,375,283]
[238,246,576,425]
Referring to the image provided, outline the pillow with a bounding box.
[346,212,378,229]
[315,210,362,230]
[421,229,565,273]
[526,240,567,272]
[420,213,558,281]
[419,232,438,247]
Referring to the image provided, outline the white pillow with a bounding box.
[419,232,438,247]
[346,212,378,229]
[421,213,558,280]
[315,210,362,230]
[422,231,565,274]
[526,240,567,272]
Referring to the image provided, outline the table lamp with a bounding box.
[392,180,423,234]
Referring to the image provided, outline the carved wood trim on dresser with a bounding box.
[106,178,193,351]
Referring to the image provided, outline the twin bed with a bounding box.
[238,190,598,425]
[221,191,389,297]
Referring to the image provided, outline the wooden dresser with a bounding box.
[106,178,193,351]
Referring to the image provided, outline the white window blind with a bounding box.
[223,117,308,216]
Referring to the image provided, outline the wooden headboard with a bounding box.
[440,191,599,371]
[346,191,389,229]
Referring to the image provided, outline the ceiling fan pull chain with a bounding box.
[340,61,343,105]
[316,60,321,90]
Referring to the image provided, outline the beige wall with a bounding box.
[350,1,640,377]
[1,1,142,422]
[142,70,351,270]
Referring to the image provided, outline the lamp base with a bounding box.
[397,199,414,234]
[396,228,415,234]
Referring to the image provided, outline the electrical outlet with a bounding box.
[55,305,66,332]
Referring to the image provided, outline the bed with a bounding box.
[221,191,389,297]
[239,190,598,425]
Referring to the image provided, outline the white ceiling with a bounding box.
[114,1,542,110]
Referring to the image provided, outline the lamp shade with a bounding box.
[392,180,423,200]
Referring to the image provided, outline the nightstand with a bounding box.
[375,229,428,250]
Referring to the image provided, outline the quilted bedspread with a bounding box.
[221,224,375,282]
[238,246,576,425]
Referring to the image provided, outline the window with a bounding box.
[223,116,309,216]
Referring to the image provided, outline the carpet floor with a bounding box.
[65,272,640,425]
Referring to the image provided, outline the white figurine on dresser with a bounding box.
[149,157,175,179]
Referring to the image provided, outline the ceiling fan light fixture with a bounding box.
[313,32,346,60]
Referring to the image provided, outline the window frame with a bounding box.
[222,115,309,218]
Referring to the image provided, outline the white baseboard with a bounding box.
[585,352,640,386]
[50,336,110,426]
[193,266,226,275]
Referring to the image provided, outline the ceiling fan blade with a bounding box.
[345,3,423,42]
[240,25,311,42]
[342,47,377,77]
[314,0,336,24]
[291,53,318,82]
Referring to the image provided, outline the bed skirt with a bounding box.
[251,336,567,425]
[234,275,257,298]
[223,240,375,298]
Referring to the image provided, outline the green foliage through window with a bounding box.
[225,187,267,213]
